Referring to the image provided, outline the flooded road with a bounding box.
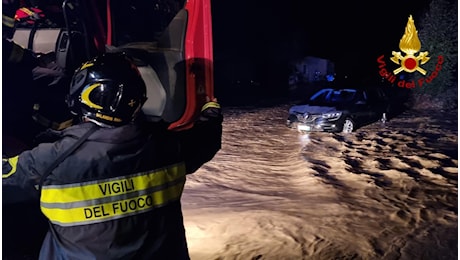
[182,104,458,260]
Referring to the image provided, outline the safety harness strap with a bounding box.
[38,124,98,190]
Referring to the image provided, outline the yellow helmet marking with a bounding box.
[81,83,103,110]
[96,113,122,122]
[80,61,95,70]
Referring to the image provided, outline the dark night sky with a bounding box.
[211,0,433,67]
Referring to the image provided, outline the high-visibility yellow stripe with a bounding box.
[41,181,185,226]
[41,163,186,203]
[2,156,19,178]
[40,163,186,226]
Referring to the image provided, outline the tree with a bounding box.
[413,0,458,109]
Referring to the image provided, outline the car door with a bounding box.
[82,0,215,131]
[365,88,388,120]
[350,89,376,125]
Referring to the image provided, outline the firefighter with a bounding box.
[3,52,223,259]
[3,0,63,150]
[3,0,42,154]
[3,0,69,157]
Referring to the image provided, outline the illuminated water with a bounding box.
[183,105,458,260]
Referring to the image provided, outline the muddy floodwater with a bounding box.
[182,104,458,260]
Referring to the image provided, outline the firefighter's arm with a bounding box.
[3,38,38,68]
[2,145,53,204]
[179,98,223,174]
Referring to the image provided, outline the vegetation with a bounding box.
[413,0,458,109]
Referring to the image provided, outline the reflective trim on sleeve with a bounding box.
[2,14,15,28]
[201,101,221,112]
[2,156,19,178]
[40,162,186,226]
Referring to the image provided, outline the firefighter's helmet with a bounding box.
[67,52,147,127]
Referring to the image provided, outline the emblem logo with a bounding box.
[376,15,444,89]
[390,15,430,75]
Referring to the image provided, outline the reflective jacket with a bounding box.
[3,104,222,260]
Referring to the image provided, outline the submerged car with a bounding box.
[287,87,391,133]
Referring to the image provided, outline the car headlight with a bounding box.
[322,112,342,120]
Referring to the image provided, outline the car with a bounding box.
[286,86,393,133]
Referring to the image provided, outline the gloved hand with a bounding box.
[199,97,222,122]
[5,39,39,69]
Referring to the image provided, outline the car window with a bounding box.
[354,90,367,102]
[327,89,356,103]
[310,88,333,102]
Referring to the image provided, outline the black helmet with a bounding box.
[67,52,147,127]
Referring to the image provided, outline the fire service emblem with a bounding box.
[390,15,430,75]
[376,15,443,89]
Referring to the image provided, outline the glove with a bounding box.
[6,40,39,68]
[199,98,222,122]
